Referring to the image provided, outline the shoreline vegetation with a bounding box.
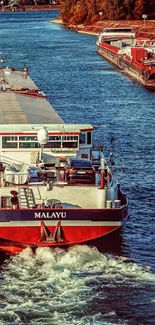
[52,17,155,40]
[0,4,61,12]
[0,3,154,40]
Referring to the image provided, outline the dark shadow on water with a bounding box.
[90,66,117,72]
[0,252,10,267]
[89,229,129,258]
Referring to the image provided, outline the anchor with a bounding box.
[40,220,64,242]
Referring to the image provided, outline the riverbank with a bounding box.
[52,18,155,39]
[0,4,61,12]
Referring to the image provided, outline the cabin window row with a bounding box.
[1,133,91,149]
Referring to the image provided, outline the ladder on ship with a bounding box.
[18,187,36,208]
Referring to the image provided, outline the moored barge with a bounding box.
[97,28,155,90]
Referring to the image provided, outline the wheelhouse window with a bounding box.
[44,135,61,148]
[87,132,91,145]
[2,136,18,148]
[62,142,78,148]
[19,142,39,148]
[104,28,132,33]
[62,135,78,149]
[19,136,39,148]
[44,142,61,148]
[19,136,37,141]
[79,133,86,144]
[48,136,61,141]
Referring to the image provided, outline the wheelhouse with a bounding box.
[0,124,94,166]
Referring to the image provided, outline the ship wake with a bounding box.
[0,245,155,325]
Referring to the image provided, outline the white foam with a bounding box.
[0,245,154,325]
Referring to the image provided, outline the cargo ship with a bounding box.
[0,66,129,254]
[97,28,155,90]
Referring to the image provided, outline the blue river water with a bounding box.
[0,11,155,325]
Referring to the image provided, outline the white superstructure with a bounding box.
[0,67,95,166]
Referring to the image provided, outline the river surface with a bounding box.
[0,11,155,325]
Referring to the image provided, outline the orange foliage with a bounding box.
[61,0,154,24]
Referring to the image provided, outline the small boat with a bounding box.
[96,27,155,91]
[14,88,46,97]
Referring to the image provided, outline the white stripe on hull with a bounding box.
[0,221,122,227]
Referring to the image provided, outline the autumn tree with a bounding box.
[60,0,155,24]
[144,0,155,16]
[133,0,145,19]
[69,0,88,25]
[101,0,127,20]
[61,0,78,23]
[124,0,135,20]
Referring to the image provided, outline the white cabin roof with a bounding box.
[0,124,94,133]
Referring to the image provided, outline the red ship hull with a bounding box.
[0,224,121,255]
[97,41,155,91]
[0,192,129,254]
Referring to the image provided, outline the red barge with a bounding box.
[97,28,155,90]
[0,66,129,255]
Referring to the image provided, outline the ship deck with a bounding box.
[0,67,64,125]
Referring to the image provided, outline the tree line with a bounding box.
[1,0,154,20]
[60,0,155,24]
[1,0,60,7]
